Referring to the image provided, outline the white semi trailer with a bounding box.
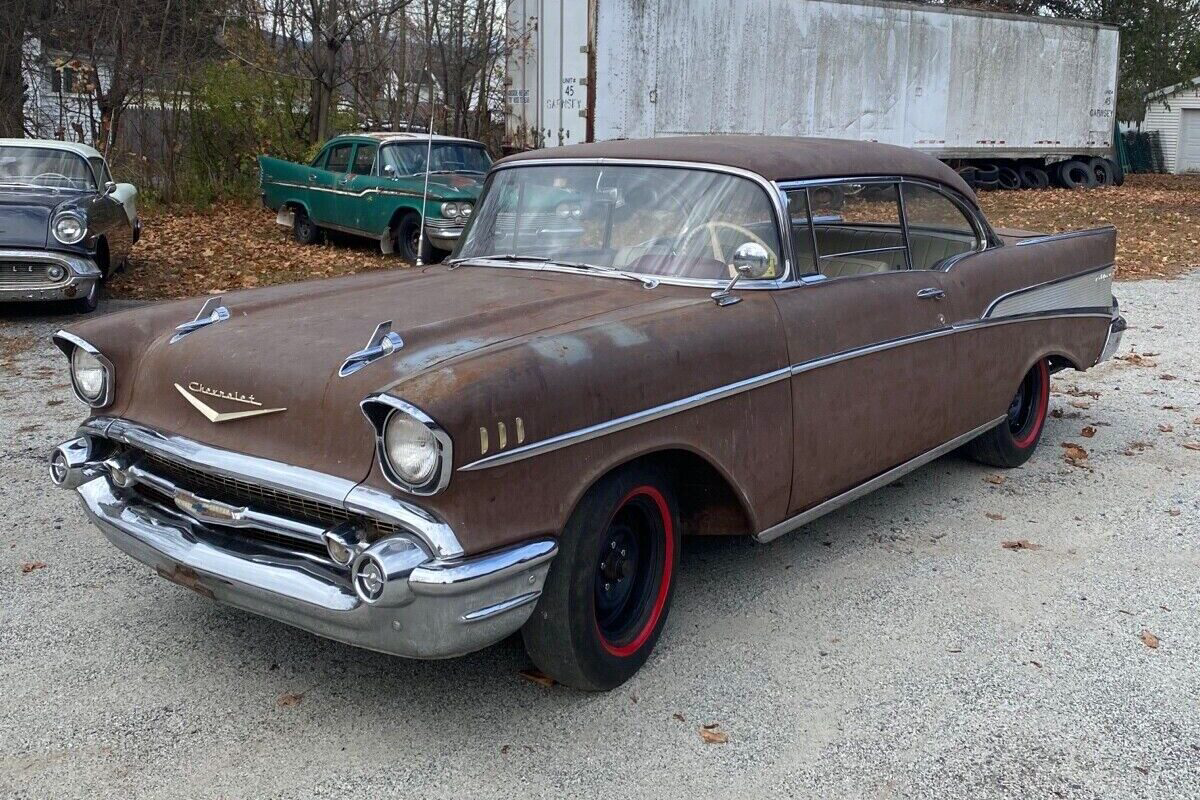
[504,0,1121,188]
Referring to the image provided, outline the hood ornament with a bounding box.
[170,296,230,344]
[339,320,404,377]
[174,383,285,423]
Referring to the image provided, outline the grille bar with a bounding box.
[0,262,62,289]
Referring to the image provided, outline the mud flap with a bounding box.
[275,207,295,228]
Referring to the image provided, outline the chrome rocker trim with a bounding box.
[0,248,101,303]
[754,416,1007,543]
[71,475,556,659]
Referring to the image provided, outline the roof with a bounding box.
[348,132,484,146]
[1145,76,1200,102]
[0,138,103,160]
[497,135,977,202]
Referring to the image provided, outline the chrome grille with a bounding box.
[137,450,401,540]
[0,262,61,289]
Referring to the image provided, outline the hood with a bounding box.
[0,189,72,248]
[110,265,657,482]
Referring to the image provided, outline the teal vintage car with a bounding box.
[259,132,491,262]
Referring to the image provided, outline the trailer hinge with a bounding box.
[579,45,589,54]
[578,109,588,118]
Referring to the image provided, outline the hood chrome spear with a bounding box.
[170,296,230,344]
[339,320,405,377]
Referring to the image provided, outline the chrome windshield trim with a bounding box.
[474,157,796,288]
[459,308,1111,472]
[82,417,465,560]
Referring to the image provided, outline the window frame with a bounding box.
[350,143,378,176]
[324,142,354,174]
[778,176,993,280]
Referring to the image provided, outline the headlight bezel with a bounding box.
[361,395,453,495]
[441,201,461,219]
[52,331,114,408]
[52,211,87,245]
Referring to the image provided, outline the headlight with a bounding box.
[54,332,113,407]
[53,213,86,245]
[555,202,582,219]
[363,397,452,494]
[441,201,461,219]
[459,203,473,218]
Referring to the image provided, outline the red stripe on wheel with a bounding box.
[1013,359,1049,449]
[599,486,674,659]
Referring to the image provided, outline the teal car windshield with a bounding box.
[457,165,783,282]
[382,142,492,176]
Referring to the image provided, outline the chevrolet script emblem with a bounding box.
[174,382,286,423]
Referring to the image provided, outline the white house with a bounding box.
[1141,77,1200,174]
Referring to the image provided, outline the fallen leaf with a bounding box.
[1070,399,1091,409]
[1168,508,1181,516]
[1081,426,1096,438]
[1193,417,1200,425]
[1061,442,1089,466]
[699,725,729,744]
[1139,630,1160,649]
[21,561,47,574]
[519,669,556,688]
[673,713,686,722]
[1159,423,1174,433]
[1029,660,1042,668]
[1160,374,1177,381]
[1116,353,1155,367]
[1184,442,1200,451]
[1001,539,1043,551]
[1134,766,1150,776]
[276,691,304,708]
[986,512,1006,521]
[500,745,510,755]
[983,474,1006,485]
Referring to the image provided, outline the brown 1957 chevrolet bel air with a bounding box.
[49,136,1124,690]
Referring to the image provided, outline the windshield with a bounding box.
[456,165,783,282]
[0,146,95,190]
[381,142,492,176]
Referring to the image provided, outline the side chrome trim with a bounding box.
[458,309,1108,472]
[984,263,1115,319]
[753,416,1007,544]
[1013,226,1117,247]
[458,367,792,471]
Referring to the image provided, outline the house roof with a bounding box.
[1145,76,1200,102]
[0,138,103,160]
[497,135,977,201]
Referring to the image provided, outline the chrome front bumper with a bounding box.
[0,248,100,303]
[422,218,465,251]
[53,424,557,660]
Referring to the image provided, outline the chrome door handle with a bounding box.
[307,173,318,182]
[917,287,946,300]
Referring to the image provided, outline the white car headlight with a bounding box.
[441,201,461,219]
[53,213,86,245]
[363,397,452,494]
[54,332,113,407]
[458,203,473,218]
[384,412,438,486]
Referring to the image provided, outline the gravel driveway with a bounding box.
[1,278,1197,799]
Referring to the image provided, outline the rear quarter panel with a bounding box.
[259,155,314,214]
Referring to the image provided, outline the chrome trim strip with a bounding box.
[410,538,558,596]
[753,416,1008,544]
[84,416,465,560]
[52,331,115,408]
[170,296,230,344]
[458,309,1110,472]
[458,367,792,471]
[484,157,796,287]
[983,263,1115,318]
[0,248,101,277]
[1013,226,1117,246]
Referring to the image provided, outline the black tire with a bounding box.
[974,163,1000,184]
[1018,164,1050,190]
[996,165,1022,190]
[966,359,1050,468]
[393,213,434,264]
[292,209,320,244]
[1109,155,1126,186]
[956,166,980,189]
[523,464,681,691]
[1057,159,1097,189]
[1090,157,1117,187]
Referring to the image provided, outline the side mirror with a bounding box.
[382,164,397,178]
[102,180,117,196]
[730,241,771,280]
[712,242,772,306]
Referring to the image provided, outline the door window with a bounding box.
[325,143,352,173]
[788,183,908,277]
[901,184,982,269]
[351,144,377,176]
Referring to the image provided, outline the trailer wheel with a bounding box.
[973,163,1000,191]
[1090,157,1117,187]
[996,165,1021,190]
[1110,156,1126,187]
[1018,164,1050,189]
[1057,160,1097,189]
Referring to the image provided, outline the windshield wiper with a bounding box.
[554,260,660,289]
[448,253,551,269]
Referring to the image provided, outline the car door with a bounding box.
[771,180,976,515]
[86,155,133,261]
[339,142,381,234]
[311,141,352,225]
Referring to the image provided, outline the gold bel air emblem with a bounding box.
[174,382,286,423]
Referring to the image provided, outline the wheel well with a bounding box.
[1046,352,1082,375]
[591,449,754,538]
[388,207,420,233]
[94,236,110,275]
[283,200,309,218]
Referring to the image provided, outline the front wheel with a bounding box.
[522,465,680,691]
[966,358,1050,468]
[393,214,434,264]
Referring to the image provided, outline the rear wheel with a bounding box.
[523,465,680,691]
[292,209,320,244]
[966,359,1050,468]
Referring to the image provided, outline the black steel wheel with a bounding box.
[292,209,320,244]
[966,359,1051,468]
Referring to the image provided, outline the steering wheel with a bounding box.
[32,171,74,184]
[674,221,778,277]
